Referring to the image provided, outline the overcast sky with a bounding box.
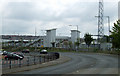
[0,0,119,38]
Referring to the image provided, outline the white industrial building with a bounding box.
[1,28,112,51]
[45,29,56,47]
[1,29,81,48]
[43,29,80,48]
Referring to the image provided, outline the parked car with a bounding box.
[4,53,24,60]
[22,49,30,53]
[49,52,60,59]
[53,52,60,59]
[1,51,9,59]
[12,52,24,58]
[2,51,9,55]
[40,49,47,54]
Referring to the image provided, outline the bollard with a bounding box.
[9,60,12,69]
[34,56,36,64]
[27,57,29,66]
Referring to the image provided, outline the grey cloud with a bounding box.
[4,2,34,20]
[2,20,33,34]
[4,2,117,23]
[2,1,118,37]
[4,2,62,21]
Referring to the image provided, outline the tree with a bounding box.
[51,42,55,47]
[68,41,72,48]
[103,35,110,43]
[63,41,69,48]
[111,20,120,49]
[84,33,93,49]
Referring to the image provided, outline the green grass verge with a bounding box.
[47,48,120,55]
[2,46,120,55]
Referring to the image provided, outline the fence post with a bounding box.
[53,55,54,60]
[43,56,45,62]
[14,60,15,64]
[54,54,55,60]
[6,59,8,65]
[50,55,51,61]
[9,60,12,69]
[19,59,21,67]
[34,56,36,64]
[52,55,54,61]
[46,55,48,62]
[47,55,49,62]
[39,56,41,63]
[27,57,29,66]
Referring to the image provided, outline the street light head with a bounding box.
[95,16,100,17]
[104,16,108,17]
[69,25,72,26]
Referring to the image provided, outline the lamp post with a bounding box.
[105,16,110,36]
[35,26,37,36]
[105,16,111,51]
[95,16,110,36]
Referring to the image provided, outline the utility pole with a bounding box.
[35,27,37,36]
[35,27,37,51]
[105,16,111,51]
[95,0,104,50]
[76,25,78,40]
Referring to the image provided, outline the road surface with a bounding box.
[15,52,118,74]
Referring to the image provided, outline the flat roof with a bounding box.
[46,28,57,31]
[71,30,80,33]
